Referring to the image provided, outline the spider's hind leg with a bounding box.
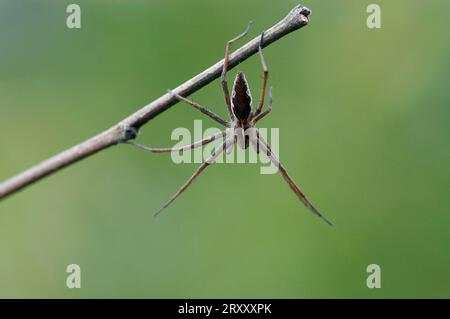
[249,130,333,226]
[154,138,235,216]
[127,130,225,153]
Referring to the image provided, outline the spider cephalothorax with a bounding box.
[129,21,332,226]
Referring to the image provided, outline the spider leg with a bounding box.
[250,130,333,226]
[154,139,234,216]
[167,90,228,127]
[253,86,273,124]
[221,21,253,120]
[254,31,269,116]
[127,130,225,153]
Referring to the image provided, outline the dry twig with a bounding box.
[0,5,311,200]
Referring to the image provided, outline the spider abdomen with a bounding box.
[231,72,252,120]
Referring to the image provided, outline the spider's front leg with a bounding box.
[254,31,269,117]
[221,21,253,120]
[253,86,272,124]
[249,129,333,226]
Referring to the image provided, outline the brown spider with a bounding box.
[129,22,332,226]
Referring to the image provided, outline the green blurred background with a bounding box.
[0,0,449,298]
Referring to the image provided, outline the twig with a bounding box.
[0,5,311,200]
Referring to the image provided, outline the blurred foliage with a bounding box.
[0,0,449,298]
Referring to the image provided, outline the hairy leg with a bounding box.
[254,32,269,116]
[167,90,228,127]
[154,139,234,216]
[250,131,332,226]
[253,86,273,123]
[221,21,253,120]
[127,130,225,153]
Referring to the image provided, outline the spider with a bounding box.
[128,21,332,226]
